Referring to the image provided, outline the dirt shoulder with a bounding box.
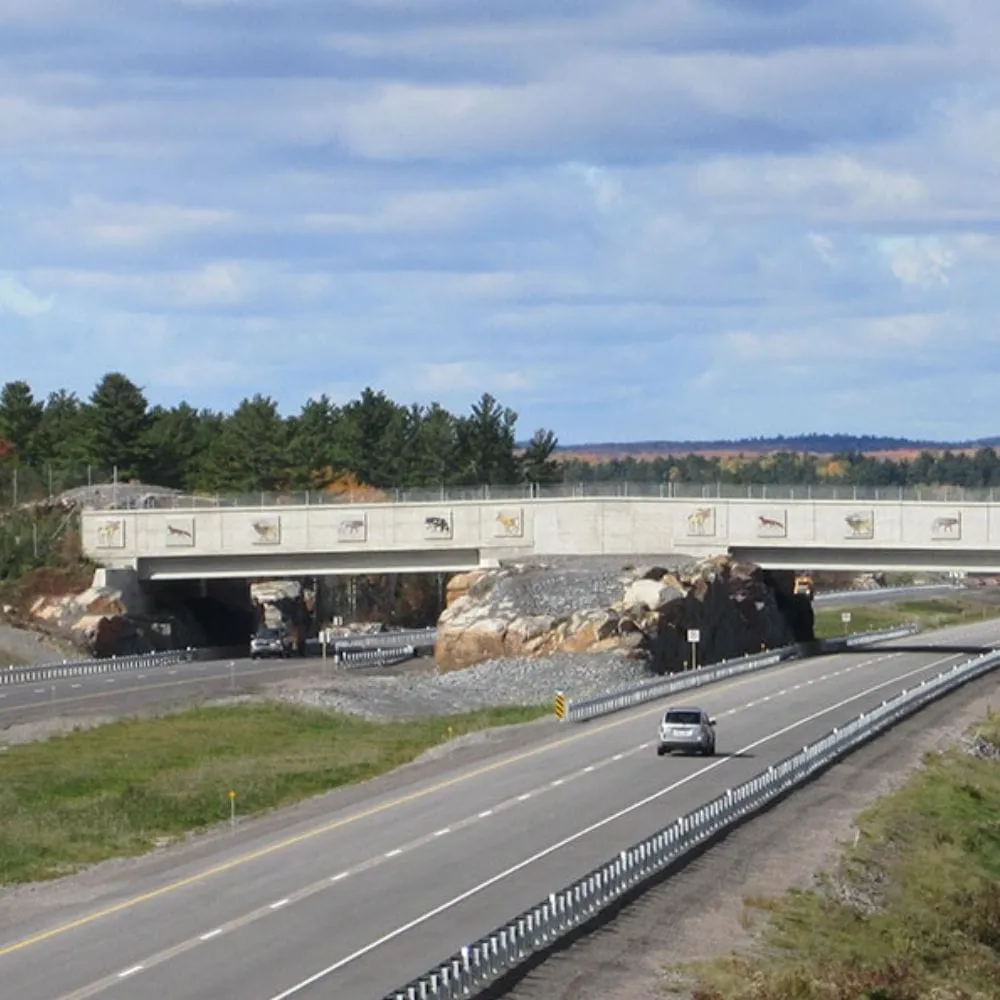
[500,671,1000,1000]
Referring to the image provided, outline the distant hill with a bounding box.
[552,433,1000,459]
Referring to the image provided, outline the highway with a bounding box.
[1,617,998,1000]
[0,656,333,729]
[814,583,961,605]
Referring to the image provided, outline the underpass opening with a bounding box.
[763,569,816,645]
[145,579,257,651]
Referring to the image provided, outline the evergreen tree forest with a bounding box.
[0,374,562,501]
[0,372,998,505]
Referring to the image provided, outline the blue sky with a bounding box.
[2,0,998,445]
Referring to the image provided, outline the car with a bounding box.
[250,625,294,659]
[656,706,716,756]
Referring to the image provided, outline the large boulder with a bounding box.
[434,556,802,674]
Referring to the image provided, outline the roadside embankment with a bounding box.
[687,705,1000,1000]
[814,588,1000,639]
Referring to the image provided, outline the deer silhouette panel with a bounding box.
[685,507,715,537]
[337,515,367,542]
[423,513,453,539]
[95,519,125,548]
[493,508,524,538]
[755,509,788,538]
[844,510,875,540]
[251,518,281,545]
[164,519,195,547]
[931,512,962,540]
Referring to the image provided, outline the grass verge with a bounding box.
[0,702,549,885]
[814,595,1000,639]
[685,709,1000,1000]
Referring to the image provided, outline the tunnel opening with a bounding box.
[146,579,257,652]
[763,569,816,645]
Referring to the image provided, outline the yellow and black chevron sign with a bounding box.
[554,692,566,720]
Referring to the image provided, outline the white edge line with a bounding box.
[330,872,349,882]
[262,653,962,1000]
[118,965,143,978]
[199,929,223,941]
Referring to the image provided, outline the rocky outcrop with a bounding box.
[435,556,806,674]
[26,569,203,657]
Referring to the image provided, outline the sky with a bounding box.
[2,0,999,445]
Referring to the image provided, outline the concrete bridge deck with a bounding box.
[79,482,1000,578]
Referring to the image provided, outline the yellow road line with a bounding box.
[0,652,867,958]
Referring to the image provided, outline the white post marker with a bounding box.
[229,790,237,832]
[229,659,235,691]
[841,611,851,634]
[687,628,700,671]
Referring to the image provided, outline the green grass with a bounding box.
[685,710,1000,1000]
[813,596,998,639]
[0,702,549,885]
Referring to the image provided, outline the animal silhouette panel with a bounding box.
[95,519,125,548]
[251,518,281,545]
[755,509,788,538]
[493,509,524,538]
[423,513,453,540]
[337,515,367,542]
[844,511,875,540]
[931,512,962,541]
[685,507,716,537]
[164,519,195,547]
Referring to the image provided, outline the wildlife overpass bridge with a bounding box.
[79,484,1000,580]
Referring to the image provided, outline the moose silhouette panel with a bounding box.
[337,515,367,542]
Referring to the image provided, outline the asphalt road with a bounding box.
[1,618,999,1000]
[0,655,333,729]
[813,583,961,605]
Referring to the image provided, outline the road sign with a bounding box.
[841,612,852,623]
[687,628,701,644]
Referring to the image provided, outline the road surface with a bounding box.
[813,584,961,605]
[1,618,998,1000]
[0,656,332,729]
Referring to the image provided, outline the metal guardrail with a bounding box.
[556,624,919,723]
[385,644,1000,1000]
[0,648,199,686]
[814,584,961,602]
[557,646,797,723]
[332,628,437,653]
[339,646,416,668]
[84,480,1000,511]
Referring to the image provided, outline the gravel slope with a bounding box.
[272,651,654,720]
[0,623,79,667]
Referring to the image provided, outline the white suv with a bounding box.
[657,707,716,756]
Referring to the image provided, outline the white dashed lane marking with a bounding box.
[47,646,973,998]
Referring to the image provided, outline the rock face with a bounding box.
[27,569,202,657]
[435,556,806,674]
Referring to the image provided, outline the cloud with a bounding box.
[1,0,999,443]
[0,274,54,318]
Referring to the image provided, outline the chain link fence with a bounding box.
[79,480,1000,510]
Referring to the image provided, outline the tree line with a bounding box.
[0,374,562,501]
[560,449,1000,489]
[1,373,999,504]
